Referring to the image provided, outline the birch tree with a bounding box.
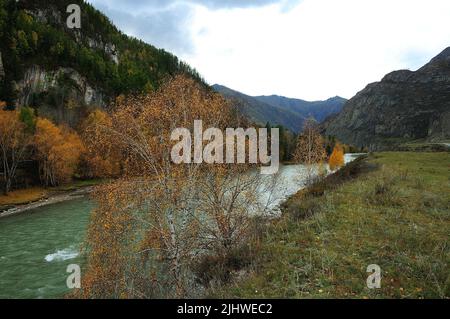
[0,109,30,194]
[294,118,327,184]
[80,75,276,298]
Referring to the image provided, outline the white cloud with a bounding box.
[179,0,450,100]
[90,0,450,100]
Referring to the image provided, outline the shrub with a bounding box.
[191,244,255,288]
[286,197,323,221]
[367,171,400,206]
[308,182,326,197]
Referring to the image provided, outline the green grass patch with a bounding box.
[215,152,450,299]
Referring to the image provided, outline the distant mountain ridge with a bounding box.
[213,84,346,133]
[255,95,347,123]
[324,47,450,150]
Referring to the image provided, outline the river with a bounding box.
[0,198,93,298]
[0,154,362,299]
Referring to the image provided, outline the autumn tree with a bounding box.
[80,75,276,299]
[293,118,326,184]
[329,143,345,171]
[34,118,84,186]
[294,118,326,165]
[79,109,121,179]
[0,109,31,194]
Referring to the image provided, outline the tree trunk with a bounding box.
[2,165,11,196]
[4,177,11,195]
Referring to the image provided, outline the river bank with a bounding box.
[0,181,100,219]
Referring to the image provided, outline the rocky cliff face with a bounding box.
[15,65,105,108]
[324,47,450,150]
[12,65,105,125]
[10,6,113,111]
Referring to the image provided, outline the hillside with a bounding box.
[0,0,203,125]
[255,95,346,123]
[212,84,306,132]
[213,84,346,132]
[324,47,450,150]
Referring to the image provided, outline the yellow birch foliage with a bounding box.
[294,119,326,165]
[79,109,121,178]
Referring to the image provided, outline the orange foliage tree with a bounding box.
[0,109,31,194]
[329,143,345,171]
[79,109,122,179]
[34,118,84,186]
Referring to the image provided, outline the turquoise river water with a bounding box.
[0,198,93,299]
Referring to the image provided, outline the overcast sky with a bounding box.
[88,0,450,100]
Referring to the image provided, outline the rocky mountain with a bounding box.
[0,0,203,125]
[213,84,346,132]
[324,47,450,150]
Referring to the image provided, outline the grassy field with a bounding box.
[216,152,450,299]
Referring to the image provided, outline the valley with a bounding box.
[0,0,448,301]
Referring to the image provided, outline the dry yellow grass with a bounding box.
[0,188,47,206]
